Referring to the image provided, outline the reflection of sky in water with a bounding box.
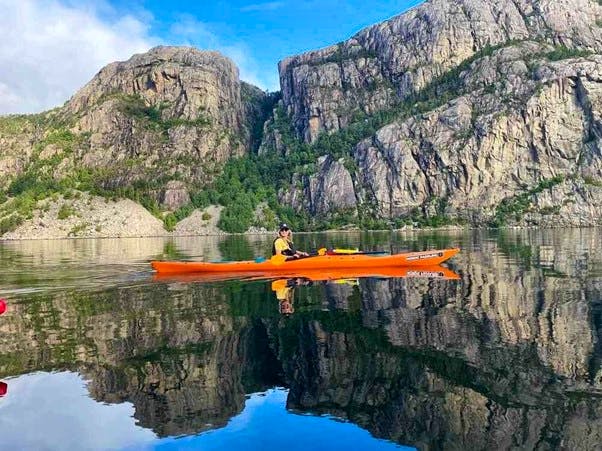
[0,372,156,450]
[0,372,412,451]
[143,389,413,451]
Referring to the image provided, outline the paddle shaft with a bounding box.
[271,249,388,265]
[305,250,388,258]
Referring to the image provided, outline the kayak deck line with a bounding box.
[151,248,460,275]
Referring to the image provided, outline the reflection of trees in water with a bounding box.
[1,229,602,447]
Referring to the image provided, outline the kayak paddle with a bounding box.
[329,248,359,254]
[325,248,388,256]
[270,248,387,265]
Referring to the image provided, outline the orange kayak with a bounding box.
[151,248,460,275]
[153,265,460,283]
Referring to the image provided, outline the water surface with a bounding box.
[0,229,601,450]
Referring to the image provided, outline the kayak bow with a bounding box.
[151,248,460,275]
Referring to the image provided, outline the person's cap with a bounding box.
[278,223,290,231]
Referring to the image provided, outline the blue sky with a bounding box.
[111,0,423,90]
[0,0,422,114]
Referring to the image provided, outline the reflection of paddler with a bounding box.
[271,278,313,315]
[271,279,293,301]
[272,279,295,315]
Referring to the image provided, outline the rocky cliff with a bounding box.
[3,0,602,236]
[0,46,268,237]
[63,46,263,190]
[280,0,602,142]
[272,0,602,227]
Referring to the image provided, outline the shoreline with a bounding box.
[2,224,600,243]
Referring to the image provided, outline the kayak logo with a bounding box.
[407,270,445,278]
[406,252,444,261]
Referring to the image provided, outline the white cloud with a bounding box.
[240,2,284,12]
[0,0,158,114]
[168,15,279,92]
[0,0,280,115]
[0,371,157,450]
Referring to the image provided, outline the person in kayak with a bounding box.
[272,223,309,259]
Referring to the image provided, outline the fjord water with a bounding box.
[0,229,601,450]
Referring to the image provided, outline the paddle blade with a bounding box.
[270,254,287,265]
[332,248,360,254]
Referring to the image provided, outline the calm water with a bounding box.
[0,229,601,450]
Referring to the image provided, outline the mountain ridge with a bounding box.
[1,0,602,238]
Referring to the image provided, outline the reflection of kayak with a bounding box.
[153,265,460,283]
[151,248,460,275]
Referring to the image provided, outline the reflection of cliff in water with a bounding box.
[0,229,601,447]
[86,320,283,437]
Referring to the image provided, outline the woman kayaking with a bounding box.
[272,223,309,260]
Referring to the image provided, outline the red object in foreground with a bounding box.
[0,299,6,315]
[0,381,7,397]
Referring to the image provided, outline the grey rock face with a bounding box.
[280,0,602,143]
[275,1,602,226]
[67,46,245,130]
[2,46,266,198]
[160,180,191,210]
[67,46,264,187]
[347,50,602,224]
[282,156,357,216]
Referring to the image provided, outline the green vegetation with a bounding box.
[7,127,79,198]
[0,114,36,135]
[0,122,90,232]
[545,46,593,61]
[583,176,602,187]
[490,176,565,227]
[253,205,277,230]
[5,99,229,231]
[116,94,212,135]
[0,214,23,234]
[203,44,500,232]
[163,213,178,231]
[539,205,561,215]
[125,41,569,232]
[218,193,256,233]
[57,203,75,220]
[244,88,280,151]
[226,42,596,232]
[68,223,88,236]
